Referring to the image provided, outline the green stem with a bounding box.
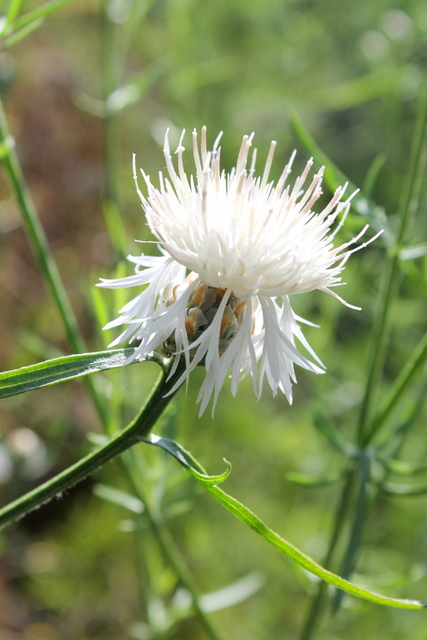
[151,515,226,640]
[298,472,355,640]
[365,329,427,446]
[0,360,182,530]
[357,82,427,443]
[0,97,108,427]
[101,0,127,260]
[332,455,371,612]
[124,451,226,640]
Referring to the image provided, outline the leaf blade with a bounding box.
[0,348,156,398]
[146,435,427,610]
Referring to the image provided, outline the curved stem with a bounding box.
[0,359,183,530]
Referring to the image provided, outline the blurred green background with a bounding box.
[0,0,426,638]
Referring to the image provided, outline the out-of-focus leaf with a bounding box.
[199,572,265,613]
[6,0,23,25]
[382,482,427,497]
[127,621,151,640]
[163,499,194,520]
[0,348,153,398]
[106,63,165,114]
[307,70,398,112]
[351,563,427,590]
[118,519,149,533]
[10,0,71,31]
[0,18,42,50]
[102,200,128,260]
[19,331,64,360]
[144,435,427,610]
[362,154,386,199]
[169,572,265,622]
[77,63,165,118]
[399,243,427,260]
[313,413,358,457]
[93,483,145,514]
[384,459,427,476]
[0,136,14,160]
[287,468,349,487]
[0,0,72,50]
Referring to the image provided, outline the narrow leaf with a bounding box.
[0,18,42,50]
[93,484,145,514]
[6,0,24,24]
[399,243,427,260]
[12,0,71,30]
[287,468,349,487]
[199,572,265,613]
[362,154,386,199]
[382,483,427,497]
[145,435,427,610]
[313,413,357,456]
[0,348,159,399]
[385,459,427,476]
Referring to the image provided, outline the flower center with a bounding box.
[163,282,247,358]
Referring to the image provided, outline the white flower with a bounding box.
[98,127,379,415]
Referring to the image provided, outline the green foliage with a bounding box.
[0,0,427,639]
[145,434,427,610]
[0,348,138,398]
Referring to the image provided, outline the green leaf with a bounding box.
[384,459,427,477]
[362,154,386,199]
[93,483,145,514]
[106,62,165,114]
[313,413,358,457]
[382,482,427,497]
[6,0,24,25]
[0,348,163,399]
[0,0,72,50]
[0,136,14,161]
[399,243,427,260]
[145,435,427,610]
[0,18,43,50]
[11,0,71,31]
[199,572,265,613]
[287,468,349,487]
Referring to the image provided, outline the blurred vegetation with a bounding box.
[0,0,426,639]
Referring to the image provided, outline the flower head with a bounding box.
[98,127,378,414]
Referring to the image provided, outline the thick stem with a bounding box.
[0,360,183,530]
